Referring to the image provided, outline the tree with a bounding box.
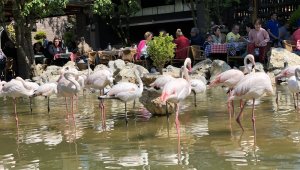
[93,0,140,46]
[0,0,68,79]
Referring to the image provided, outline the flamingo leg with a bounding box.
[292,93,296,109]
[133,100,136,109]
[192,90,197,107]
[276,91,279,108]
[236,100,246,131]
[175,103,180,139]
[166,102,169,121]
[251,98,256,135]
[71,97,76,126]
[297,93,299,110]
[47,96,50,113]
[65,97,69,120]
[13,98,18,126]
[231,100,235,116]
[125,102,128,125]
[30,97,33,114]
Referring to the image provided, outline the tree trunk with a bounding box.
[196,1,210,35]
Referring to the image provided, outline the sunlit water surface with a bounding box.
[0,85,300,169]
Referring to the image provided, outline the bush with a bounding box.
[147,33,176,73]
[34,31,46,41]
[289,7,300,27]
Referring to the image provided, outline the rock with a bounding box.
[191,59,212,80]
[162,65,181,77]
[139,90,176,115]
[114,63,149,83]
[267,72,276,85]
[141,73,161,87]
[45,65,62,75]
[32,64,46,77]
[94,64,109,72]
[209,60,231,82]
[268,48,300,70]
[240,62,265,73]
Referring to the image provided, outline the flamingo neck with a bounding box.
[64,73,81,92]
[295,68,300,81]
[15,77,33,90]
[134,71,143,94]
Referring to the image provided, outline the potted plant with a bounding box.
[147,33,176,74]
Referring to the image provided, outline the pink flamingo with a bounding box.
[228,71,273,132]
[1,78,35,126]
[33,82,57,113]
[209,54,256,114]
[160,65,191,138]
[57,67,81,121]
[99,68,143,124]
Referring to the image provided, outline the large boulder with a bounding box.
[141,73,160,87]
[108,59,126,76]
[63,61,77,68]
[162,65,181,77]
[139,90,176,115]
[239,62,265,73]
[209,60,231,82]
[191,59,212,80]
[114,63,149,83]
[268,48,300,70]
[32,64,47,77]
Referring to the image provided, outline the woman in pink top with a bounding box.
[136,32,153,60]
[247,19,270,63]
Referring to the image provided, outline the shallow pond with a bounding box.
[0,85,300,169]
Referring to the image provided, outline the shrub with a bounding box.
[34,31,46,41]
[147,33,176,74]
[289,7,300,27]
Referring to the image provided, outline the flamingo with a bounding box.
[15,77,39,113]
[57,67,81,121]
[32,82,57,113]
[160,65,191,139]
[290,68,300,110]
[190,78,206,107]
[228,71,273,132]
[98,67,143,124]
[1,78,35,126]
[149,58,192,90]
[209,54,256,114]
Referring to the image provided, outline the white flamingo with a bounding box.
[190,78,206,107]
[1,78,34,126]
[99,68,143,124]
[291,68,300,110]
[33,82,57,113]
[228,71,273,132]
[57,67,81,121]
[15,77,39,113]
[160,66,191,139]
[209,54,256,114]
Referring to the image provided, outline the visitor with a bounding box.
[211,26,224,44]
[226,24,241,42]
[136,31,153,60]
[77,37,92,59]
[33,42,44,55]
[279,22,290,41]
[266,13,280,47]
[247,19,270,63]
[190,27,204,47]
[174,29,190,60]
[48,37,63,57]
[292,19,300,55]
[203,33,213,50]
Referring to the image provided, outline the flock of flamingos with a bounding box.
[0,54,299,138]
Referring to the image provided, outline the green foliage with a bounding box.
[34,31,46,41]
[6,22,16,43]
[63,31,74,48]
[289,7,300,27]
[147,33,176,71]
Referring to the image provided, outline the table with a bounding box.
[54,53,71,60]
[204,43,247,57]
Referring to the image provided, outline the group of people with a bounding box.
[33,35,93,65]
[135,12,300,67]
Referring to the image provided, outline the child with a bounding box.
[203,33,213,50]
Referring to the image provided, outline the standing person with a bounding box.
[247,19,270,63]
[190,27,204,47]
[136,31,153,60]
[292,20,300,55]
[211,26,223,44]
[174,29,190,59]
[266,13,280,47]
[226,24,241,42]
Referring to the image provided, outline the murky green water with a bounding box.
[1,85,300,169]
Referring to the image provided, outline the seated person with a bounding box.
[247,19,270,63]
[48,37,63,57]
[292,21,300,55]
[211,26,224,44]
[190,27,204,47]
[203,34,213,50]
[174,29,190,59]
[136,31,153,60]
[226,24,241,42]
[33,42,44,55]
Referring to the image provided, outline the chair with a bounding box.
[283,40,296,52]
[188,45,205,64]
[97,51,115,65]
[121,48,134,63]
